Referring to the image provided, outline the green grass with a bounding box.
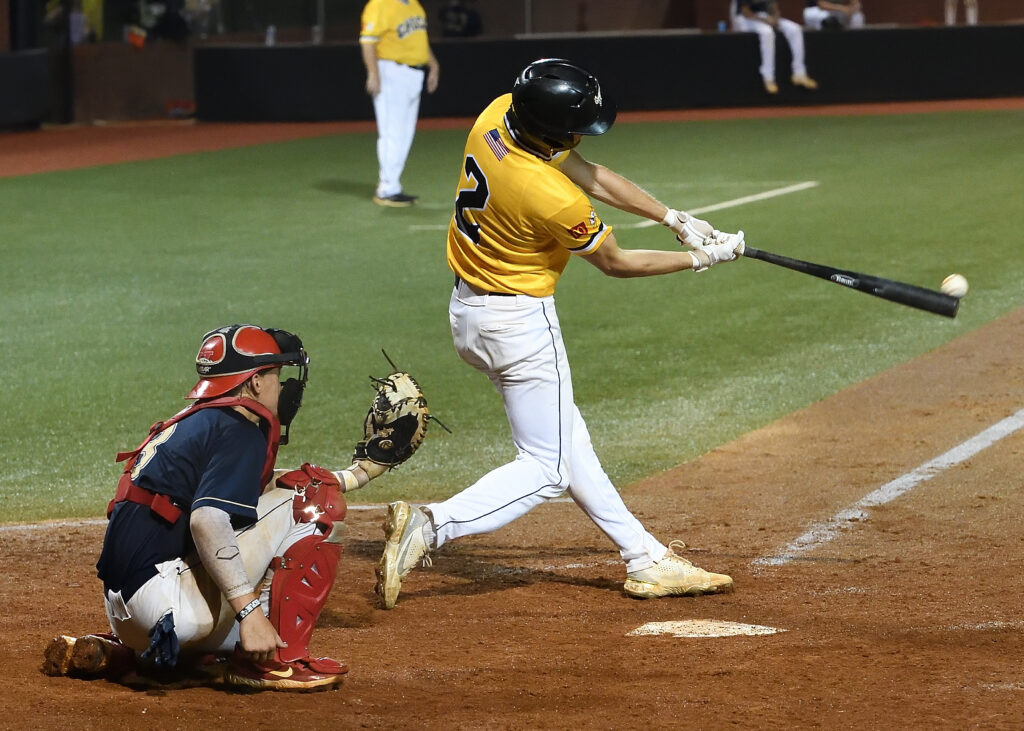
[3,108,1022,521]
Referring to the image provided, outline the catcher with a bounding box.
[43,325,431,691]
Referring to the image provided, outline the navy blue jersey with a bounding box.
[96,407,268,600]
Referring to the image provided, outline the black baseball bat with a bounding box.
[743,246,959,318]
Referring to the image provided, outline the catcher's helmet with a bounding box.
[187,324,307,400]
[505,58,616,158]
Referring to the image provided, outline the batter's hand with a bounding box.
[365,75,381,96]
[690,231,745,272]
[663,208,729,250]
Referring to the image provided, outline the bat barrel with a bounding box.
[743,247,960,318]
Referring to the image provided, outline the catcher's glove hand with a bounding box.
[354,370,431,469]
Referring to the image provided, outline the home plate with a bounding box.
[628,620,786,638]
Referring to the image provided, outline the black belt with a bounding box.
[401,62,429,71]
[454,276,515,296]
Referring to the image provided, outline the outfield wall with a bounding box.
[194,24,1024,122]
[0,49,49,127]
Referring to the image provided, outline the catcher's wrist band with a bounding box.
[235,598,262,623]
[334,468,360,492]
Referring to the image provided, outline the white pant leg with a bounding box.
[431,287,664,571]
[733,14,777,81]
[564,405,665,572]
[373,59,423,198]
[777,17,808,77]
[106,487,317,654]
[430,290,571,543]
[803,6,826,29]
[965,0,978,25]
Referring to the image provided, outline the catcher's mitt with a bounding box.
[353,370,431,468]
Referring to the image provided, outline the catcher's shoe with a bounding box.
[42,633,136,678]
[223,653,347,692]
[623,541,733,599]
[376,501,432,609]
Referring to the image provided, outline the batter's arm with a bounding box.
[560,151,670,224]
[582,231,701,278]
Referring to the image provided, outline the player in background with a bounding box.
[375,59,744,609]
[732,0,818,94]
[45,325,389,691]
[945,0,979,25]
[360,0,440,207]
[804,0,864,30]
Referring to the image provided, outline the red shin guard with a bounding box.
[268,534,341,663]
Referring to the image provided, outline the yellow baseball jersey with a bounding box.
[447,94,612,297]
[359,0,430,67]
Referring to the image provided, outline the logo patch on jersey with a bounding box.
[396,16,427,38]
[568,221,589,239]
[483,129,509,161]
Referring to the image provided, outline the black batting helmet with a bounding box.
[504,58,617,158]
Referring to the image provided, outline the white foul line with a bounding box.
[755,406,1024,567]
[409,181,819,232]
[621,181,819,229]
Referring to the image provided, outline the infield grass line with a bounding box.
[754,405,1024,567]
[407,181,819,232]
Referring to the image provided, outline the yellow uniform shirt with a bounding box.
[359,0,430,67]
[447,94,612,297]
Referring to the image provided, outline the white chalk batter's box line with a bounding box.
[754,406,1024,567]
[408,181,820,232]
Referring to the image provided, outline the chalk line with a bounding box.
[408,180,819,232]
[755,406,1024,567]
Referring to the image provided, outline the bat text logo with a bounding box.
[830,274,858,287]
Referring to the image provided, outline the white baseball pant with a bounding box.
[428,281,667,574]
[803,6,865,30]
[732,13,809,81]
[373,59,424,198]
[103,487,319,654]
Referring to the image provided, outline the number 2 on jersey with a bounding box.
[454,155,489,244]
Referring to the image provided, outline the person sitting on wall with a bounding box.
[804,0,865,30]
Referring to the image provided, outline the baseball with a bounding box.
[940,273,969,298]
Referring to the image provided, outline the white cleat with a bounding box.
[623,541,733,599]
[375,501,432,609]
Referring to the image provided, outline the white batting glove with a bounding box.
[709,229,746,256]
[662,208,716,249]
[688,230,745,272]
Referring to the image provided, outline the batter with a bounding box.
[375,59,744,608]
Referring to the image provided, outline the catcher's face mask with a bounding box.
[259,329,309,445]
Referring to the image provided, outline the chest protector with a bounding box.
[107,397,281,524]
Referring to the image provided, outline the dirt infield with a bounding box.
[6,306,1023,729]
[4,102,1023,729]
